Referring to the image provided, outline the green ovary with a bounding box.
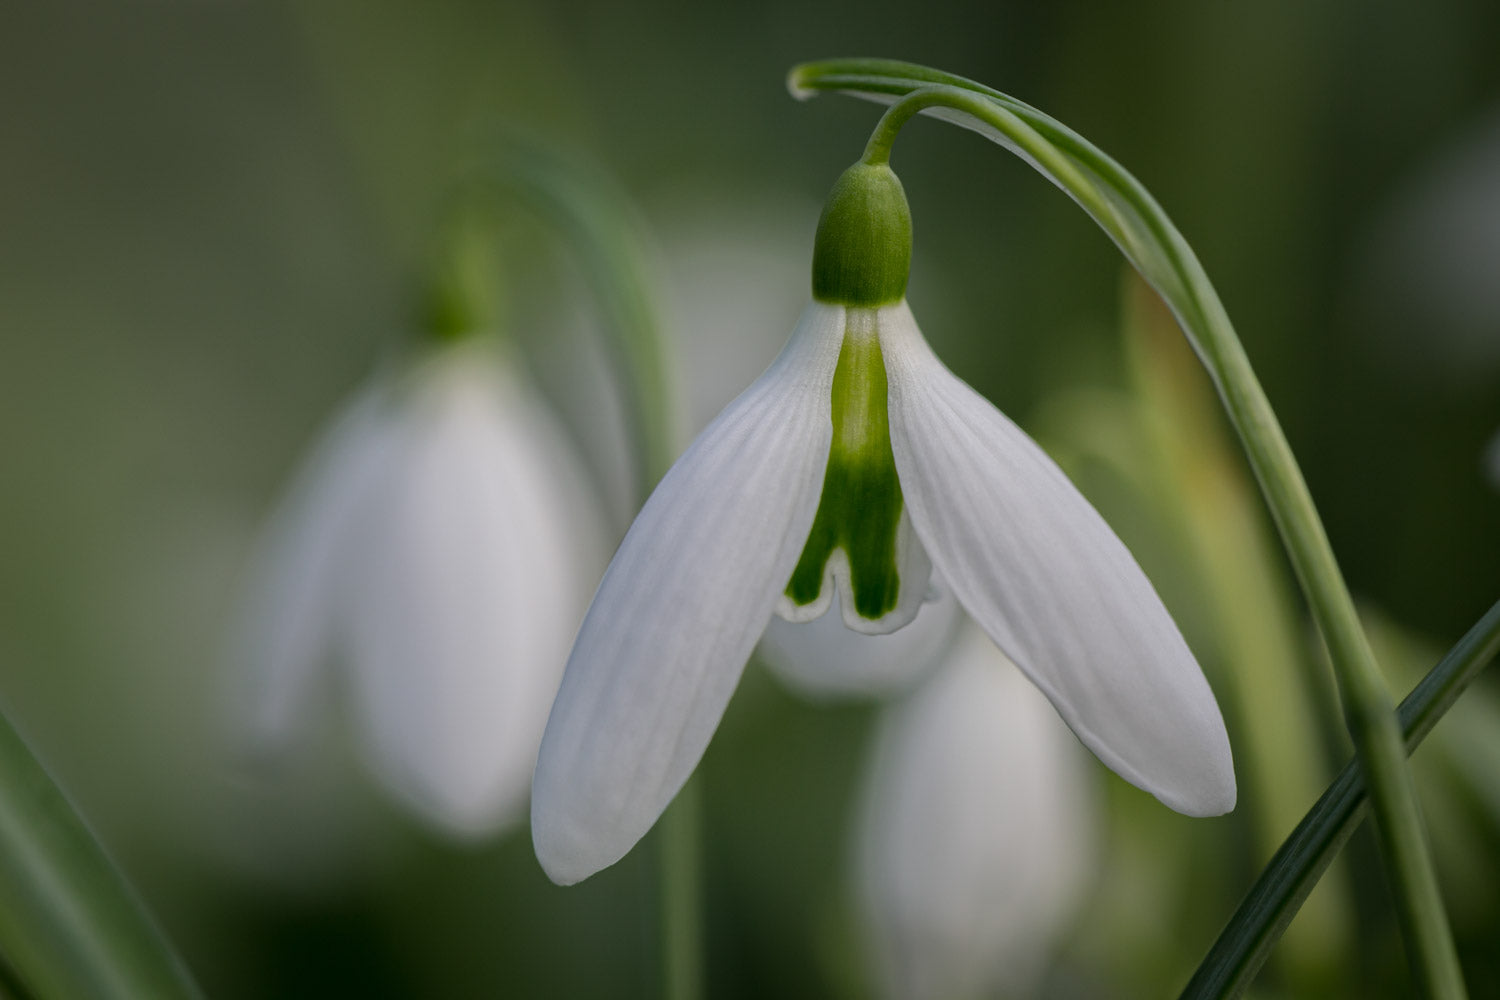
[785,316,905,621]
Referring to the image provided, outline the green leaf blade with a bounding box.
[1181,599,1500,999]
[0,714,202,999]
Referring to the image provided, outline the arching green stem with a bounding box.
[451,137,680,494]
[791,60,1464,998]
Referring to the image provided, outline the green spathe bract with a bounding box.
[785,310,906,621]
[811,163,912,307]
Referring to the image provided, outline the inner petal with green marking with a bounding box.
[778,309,930,635]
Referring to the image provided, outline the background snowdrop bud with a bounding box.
[856,622,1097,1000]
[423,211,506,345]
[232,339,607,838]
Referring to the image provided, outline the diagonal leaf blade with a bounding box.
[0,712,202,999]
[1181,598,1500,998]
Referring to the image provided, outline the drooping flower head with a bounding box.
[532,159,1235,885]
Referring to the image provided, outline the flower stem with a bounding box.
[659,778,704,1000]
[796,64,1466,997]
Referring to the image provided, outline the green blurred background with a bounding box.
[3,1,1499,997]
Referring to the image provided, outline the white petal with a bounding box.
[532,302,846,884]
[343,349,607,836]
[880,301,1235,816]
[759,577,961,701]
[229,384,397,754]
[857,623,1097,1000]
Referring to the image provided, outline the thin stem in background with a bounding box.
[660,779,704,1000]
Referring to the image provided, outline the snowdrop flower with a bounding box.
[533,161,1234,884]
[234,338,605,837]
[856,621,1097,1000]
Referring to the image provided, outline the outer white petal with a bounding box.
[229,384,397,754]
[759,578,961,701]
[857,623,1097,1000]
[343,348,606,836]
[880,301,1235,816]
[532,302,845,884]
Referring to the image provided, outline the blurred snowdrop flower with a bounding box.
[857,621,1097,1000]
[533,161,1233,885]
[1351,103,1500,383]
[234,338,605,837]
[766,588,1095,997]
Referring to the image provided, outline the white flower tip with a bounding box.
[1186,787,1237,818]
[530,737,649,886]
[1158,781,1237,819]
[534,849,588,887]
[530,799,614,886]
[1149,731,1237,818]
